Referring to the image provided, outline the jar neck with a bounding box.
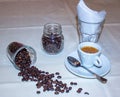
[43,23,62,36]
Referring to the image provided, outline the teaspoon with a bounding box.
[67,56,107,84]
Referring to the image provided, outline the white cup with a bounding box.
[77,42,102,68]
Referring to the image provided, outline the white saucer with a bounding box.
[64,50,111,78]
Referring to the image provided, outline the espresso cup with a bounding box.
[77,42,102,68]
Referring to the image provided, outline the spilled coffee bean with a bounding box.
[77,88,83,93]
[18,65,89,95]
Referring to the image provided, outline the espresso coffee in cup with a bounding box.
[77,42,102,68]
[81,46,99,53]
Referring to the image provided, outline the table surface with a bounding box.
[0,0,120,97]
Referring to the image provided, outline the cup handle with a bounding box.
[94,56,102,68]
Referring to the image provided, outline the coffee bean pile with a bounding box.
[18,66,89,95]
[15,48,31,70]
[8,42,23,54]
[42,34,64,54]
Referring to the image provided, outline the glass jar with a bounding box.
[42,23,64,54]
[7,42,37,70]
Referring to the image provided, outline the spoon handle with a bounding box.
[82,66,107,83]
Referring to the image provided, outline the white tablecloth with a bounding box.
[0,0,120,97]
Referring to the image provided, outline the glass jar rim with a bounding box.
[43,23,62,35]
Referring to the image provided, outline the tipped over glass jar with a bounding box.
[42,23,64,55]
[7,42,37,70]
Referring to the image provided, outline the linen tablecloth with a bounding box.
[0,0,120,97]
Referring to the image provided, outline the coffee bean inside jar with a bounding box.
[7,42,36,70]
[42,23,64,54]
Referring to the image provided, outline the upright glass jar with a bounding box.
[42,23,64,54]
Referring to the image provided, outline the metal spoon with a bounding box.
[67,56,107,84]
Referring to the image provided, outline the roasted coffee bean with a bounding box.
[66,89,70,93]
[77,88,83,93]
[36,82,42,88]
[57,75,62,79]
[55,72,60,75]
[54,91,59,95]
[70,82,74,85]
[36,91,41,94]
[73,82,77,85]
[70,82,77,85]
[69,87,72,90]
[84,92,89,95]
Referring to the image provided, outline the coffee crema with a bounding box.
[81,46,98,53]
